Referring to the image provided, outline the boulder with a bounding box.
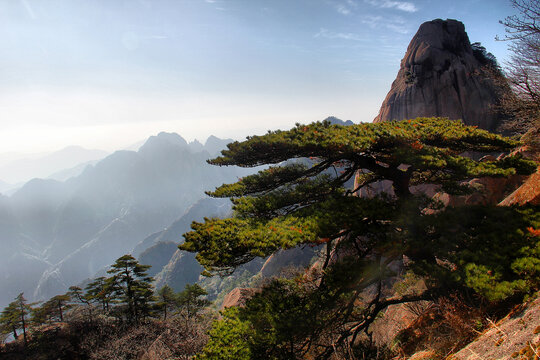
[222,287,258,309]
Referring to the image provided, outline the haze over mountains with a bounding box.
[0,132,250,309]
[0,146,109,186]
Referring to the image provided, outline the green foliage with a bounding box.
[233,278,331,359]
[156,285,177,320]
[30,294,73,326]
[197,307,252,360]
[0,300,22,338]
[0,293,32,344]
[177,283,211,316]
[180,118,538,357]
[182,118,535,276]
[67,286,89,305]
[43,294,72,322]
[84,276,114,311]
[410,205,540,301]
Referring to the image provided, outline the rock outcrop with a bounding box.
[222,287,259,309]
[374,19,504,131]
[499,167,540,206]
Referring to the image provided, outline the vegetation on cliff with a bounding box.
[179,117,538,358]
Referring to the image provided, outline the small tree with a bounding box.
[84,277,114,311]
[41,294,72,322]
[0,294,33,345]
[156,285,177,320]
[177,284,210,317]
[498,0,540,135]
[68,286,89,305]
[0,301,21,339]
[107,255,155,322]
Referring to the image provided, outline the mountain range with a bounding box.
[0,132,249,308]
[0,146,109,185]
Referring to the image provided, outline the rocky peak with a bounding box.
[374,19,504,131]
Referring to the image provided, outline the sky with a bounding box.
[0,0,516,154]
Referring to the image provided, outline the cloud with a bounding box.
[314,28,366,41]
[360,15,383,29]
[336,5,351,14]
[204,0,225,10]
[386,23,409,34]
[364,0,418,12]
[359,15,410,34]
[144,35,168,40]
[329,0,358,15]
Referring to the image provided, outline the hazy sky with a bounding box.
[1,0,515,153]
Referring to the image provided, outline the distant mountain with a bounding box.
[122,139,146,151]
[323,116,355,126]
[0,179,16,194]
[47,160,100,181]
[134,197,232,291]
[0,146,109,184]
[204,135,234,157]
[0,132,249,308]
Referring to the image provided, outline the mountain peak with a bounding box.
[204,135,234,157]
[373,19,504,131]
[138,132,188,154]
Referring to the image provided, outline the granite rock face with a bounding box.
[374,19,503,131]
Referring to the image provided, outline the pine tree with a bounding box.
[176,283,210,317]
[0,294,33,346]
[67,286,89,306]
[0,301,21,339]
[84,276,114,311]
[182,118,538,358]
[41,294,72,322]
[107,254,155,322]
[157,285,177,320]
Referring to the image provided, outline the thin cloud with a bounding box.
[359,15,411,34]
[336,5,351,14]
[365,0,418,12]
[144,35,169,40]
[314,28,367,41]
[330,0,358,15]
[360,15,383,29]
[20,0,36,19]
[386,23,409,34]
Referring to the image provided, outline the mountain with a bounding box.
[0,179,16,194]
[46,160,100,181]
[204,135,234,157]
[0,132,249,308]
[373,19,504,131]
[140,197,232,291]
[323,116,355,126]
[0,146,109,184]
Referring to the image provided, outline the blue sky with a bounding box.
[0,0,515,153]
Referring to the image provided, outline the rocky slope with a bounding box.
[449,295,540,360]
[374,19,504,131]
